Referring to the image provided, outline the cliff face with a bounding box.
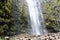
[41,0,60,32]
[0,0,60,37]
[11,0,28,35]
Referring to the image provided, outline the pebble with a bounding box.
[10,32,60,40]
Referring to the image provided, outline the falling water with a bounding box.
[26,0,47,35]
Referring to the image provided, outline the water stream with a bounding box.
[26,0,47,35]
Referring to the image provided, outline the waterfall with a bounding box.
[26,0,47,35]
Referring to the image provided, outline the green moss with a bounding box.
[42,0,59,32]
[0,0,13,36]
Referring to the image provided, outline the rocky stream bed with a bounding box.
[10,32,60,40]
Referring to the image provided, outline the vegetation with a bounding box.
[18,1,28,33]
[0,0,60,37]
[42,0,60,32]
[0,0,13,36]
[0,0,28,37]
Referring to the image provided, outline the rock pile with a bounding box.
[10,32,60,40]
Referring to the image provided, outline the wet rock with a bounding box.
[10,32,60,40]
[4,36,10,40]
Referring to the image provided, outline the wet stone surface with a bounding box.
[10,32,60,40]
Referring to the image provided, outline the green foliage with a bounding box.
[0,0,13,36]
[0,37,2,40]
[18,0,28,33]
[42,0,60,32]
[0,0,60,36]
